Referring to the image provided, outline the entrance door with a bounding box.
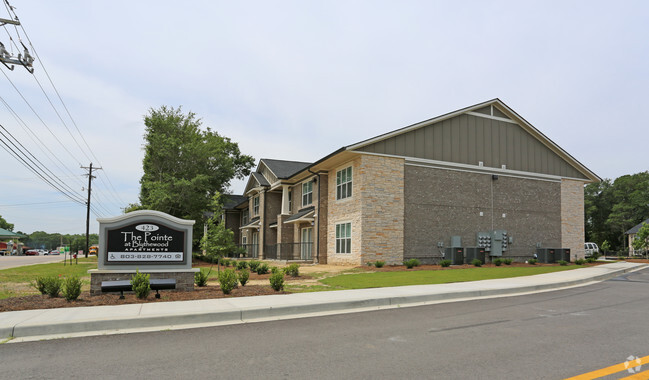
[301,227,313,260]
[252,232,259,258]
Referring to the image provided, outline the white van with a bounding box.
[584,242,599,257]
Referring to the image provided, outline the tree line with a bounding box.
[24,231,99,252]
[585,171,649,251]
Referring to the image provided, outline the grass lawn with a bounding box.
[319,266,581,290]
[0,257,97,299]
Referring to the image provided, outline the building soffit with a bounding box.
[344,98,600,183]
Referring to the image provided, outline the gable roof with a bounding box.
[287,98,598,183]
[223,194,247,210]
[626,219,649,235]
[344,98,601,182]
[261,159,312,179]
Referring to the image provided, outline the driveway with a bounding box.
[0,255,64,270]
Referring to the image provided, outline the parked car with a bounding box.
[24,250,40,256]
[584,242,599,257]
[48,250,60,255]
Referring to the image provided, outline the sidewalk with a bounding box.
[1,261,645,343]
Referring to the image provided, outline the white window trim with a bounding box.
[335,221,352,254]
[252,195,260,216]
[336,166,353,200]
[302,180,313,207]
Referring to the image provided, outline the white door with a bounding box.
[301,227,313,260]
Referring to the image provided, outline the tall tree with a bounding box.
[0,215,14,231]
[585,171,649,250]
[138,106,254,245]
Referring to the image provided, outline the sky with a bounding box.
[0,1,647,235]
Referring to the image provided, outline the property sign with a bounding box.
[106,222,185,263]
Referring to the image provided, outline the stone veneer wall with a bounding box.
[327,157,362,265]
[327,155,405,265]
[561,179,586,260]
[90,271,195,296]
[360,155,405,265]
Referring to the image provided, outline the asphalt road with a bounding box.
[0,254,64,270]
[2,268,649,379]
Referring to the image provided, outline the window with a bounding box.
[335,222,351,254]
[288,189,292,212]
[302,181,313,206]
[336,166,352,200]
[241,209,249,225]
[253,196,260,216]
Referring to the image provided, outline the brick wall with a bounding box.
[404,165,562,262]
[561,179,586,260]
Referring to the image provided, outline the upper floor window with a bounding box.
[336,166,352,200]
[252,196,260,216]
[241,209,249,225]
[288,189,292,212]
[302,181,313,206]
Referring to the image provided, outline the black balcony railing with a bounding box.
[264,242,313,261]
[233,244,258,258]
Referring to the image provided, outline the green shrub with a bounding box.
[222,258,231,267]
[617,255,625,261]
[62,276,83,301]
[131,270,151,299]
[218,269,238,294]
[558,260,568,266]
[404,258,420,269]
[503,258,513,265]
[366,262,374,267]
[586,257,596,263]
[440,259,452,267]
[575,258,587,265]
[35,276,62,297]
[195,268,210,287]
[269,271,284,291]
[248,260,261,272]
[34,276,49,295]
[284,263,300,277]
[238,269,250,286]
[493,258,503,266]
[528,258,538,265]
[257,263,270,275]
[271,266,280,274]
[374,261,385,268]
[236,261,248,270]
[471,259,482,267]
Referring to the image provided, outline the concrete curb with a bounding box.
[2,262,645,342]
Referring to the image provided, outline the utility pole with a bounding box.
[82,163,102,258]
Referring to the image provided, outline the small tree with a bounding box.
[200,194,238,273]
[632,223,649,256]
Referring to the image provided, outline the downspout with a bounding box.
[308,168,320,263]
[262,188,267,259]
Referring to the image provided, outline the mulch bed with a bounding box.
[0,285,288,312]
[2,260,641,313]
